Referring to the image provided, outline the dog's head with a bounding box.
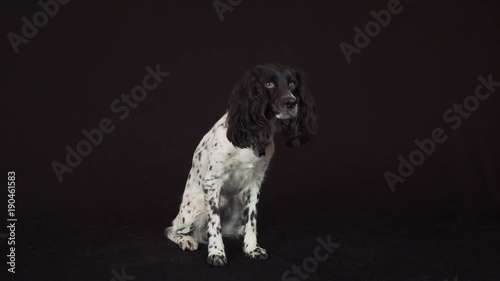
[226,64,318,155]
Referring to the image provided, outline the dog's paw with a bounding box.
[179,236,198,251]
[244,246,268,261]
[207,253,228,267]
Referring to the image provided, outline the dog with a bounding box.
[165,64,318,266]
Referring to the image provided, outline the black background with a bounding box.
[2,0,500,280]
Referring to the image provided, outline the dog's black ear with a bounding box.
[226,70,272,156]
[281,69,318,147]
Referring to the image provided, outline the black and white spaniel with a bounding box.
[165,64,318,266]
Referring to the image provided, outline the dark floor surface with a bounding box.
[12,206,500,281]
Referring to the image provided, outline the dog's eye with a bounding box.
[264,82,275,89]
[288,82,296,89]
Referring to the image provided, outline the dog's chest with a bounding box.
[221,147,272,194]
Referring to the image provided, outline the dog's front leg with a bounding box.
[204,175,227,267]
[242,182,268,260]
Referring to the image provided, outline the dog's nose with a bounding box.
[283,97,297,108]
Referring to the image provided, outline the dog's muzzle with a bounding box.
[275,93,298,119]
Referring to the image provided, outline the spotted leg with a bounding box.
[204,174,227,267]
[242,183,268,260]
